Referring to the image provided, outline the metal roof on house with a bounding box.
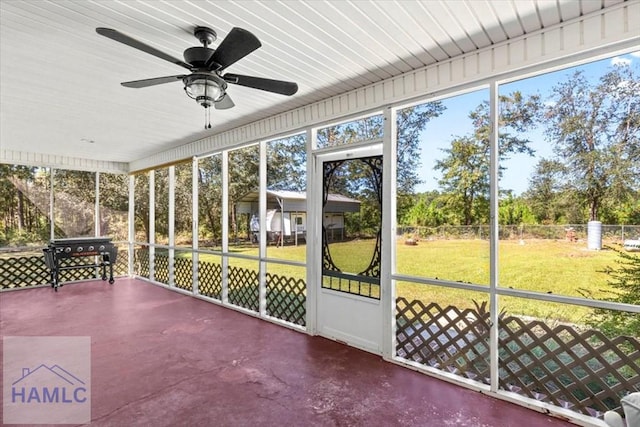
[237,190,360,214]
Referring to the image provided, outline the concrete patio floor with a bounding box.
[0,278,574,426]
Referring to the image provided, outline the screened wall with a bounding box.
[2,46,638,427]
[122,50,639,425]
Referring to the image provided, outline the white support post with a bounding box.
[128,174,135,276]
[168,166,175,287]
[149,170,155,282]
[381,106,397,361]
[489,81,500,393]
[95,172,100,237]
[259,140,267,317]
[305,127,317,334]
[95,172,101,279]
[192,157,199,295]
[221,150,229,303]
[49,168,55,240]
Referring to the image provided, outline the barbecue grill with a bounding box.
[43,237,117,291]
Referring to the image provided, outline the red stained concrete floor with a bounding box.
[1,278,574,426]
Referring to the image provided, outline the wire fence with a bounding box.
[397,224,640,242]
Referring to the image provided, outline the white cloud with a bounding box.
[611,56,632,66]
[630,51,640,58]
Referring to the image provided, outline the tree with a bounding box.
[172,163,194,243]
[0,164,50,245]
[435,92,542,225]
[543,65,640,221]
[396,104,446,221]
[586,246,640,338]
[316,104,445,223]
[98,172,129,241]
[435,136,489,225]
[229,145,260,240]
[267,134,306,191]
[133,172,150,242]
[198,155,223,245]
[402,191,448,227]
[498,192,536,225]
[153,168,170,243]
[51,169,96,237]
[396,104,447,192]
[524,159,568,223]
[0,165,131,245]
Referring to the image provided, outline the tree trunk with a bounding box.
[590,198,599,222]
[231,204,237,242]
[17,190,25,231]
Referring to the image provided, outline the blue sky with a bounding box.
[415,51,640,196]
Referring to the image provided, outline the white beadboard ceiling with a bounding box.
[0,0,628,166]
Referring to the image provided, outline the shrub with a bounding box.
[587,245,640,338]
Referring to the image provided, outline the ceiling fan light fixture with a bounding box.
[183,75,224,108]
[96,25,298,126]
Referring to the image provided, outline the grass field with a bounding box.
[398,239,619,323]
[4,238,620,324]
[196,238,621,324]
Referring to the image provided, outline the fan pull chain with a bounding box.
[203,81,212,129]
[203,107,211,129]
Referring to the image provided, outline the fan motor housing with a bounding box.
[184,47,214,68]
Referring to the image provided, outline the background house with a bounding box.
[236,190,360,245]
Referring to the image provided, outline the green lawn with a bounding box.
[395,239,616,295]
[396,239,618,323]
[4,239,622,324]
[192,238,620,323]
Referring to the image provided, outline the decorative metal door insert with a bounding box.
[321,155,382,299]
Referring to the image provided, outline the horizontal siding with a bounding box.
[0,149,128,174]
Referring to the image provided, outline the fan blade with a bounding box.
[223,73,298,96]
[96,28,192,70]
[206,27,261,71]
[121,75,186,88]
[215,93,235,110]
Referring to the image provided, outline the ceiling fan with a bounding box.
[96,25,298,120]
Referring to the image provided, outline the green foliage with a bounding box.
[396,103,447,195]
[198,155,223,244]
[1,164,130,245]
[498,192,537,225]
[3,58,639,253]
[435,136,490,225]
[402,191,448,227]
[0,228,49,247]
[434,91,542,225]
[267,134,306,191]
[317,114,384,147]
[174,163,194,241]
[586,246,640,338]
[355,199,381,237]
[134,172,150,242]
[0,164,51,245]
[315,105,445,224]
[543,65,640,221]
[524,159,570,223]
[154,168,170,242]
